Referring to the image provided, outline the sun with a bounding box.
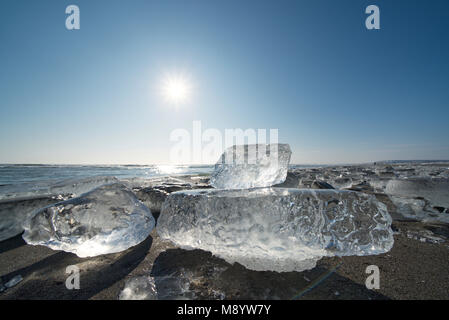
[161,73,192,105]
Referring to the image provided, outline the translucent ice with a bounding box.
[384,178,449,222]
[157,188,394,272]
[210,144,292,189]
[23,183,155,257]
[0,196,63,241]
[5,275,23,289]
[385,178,449,208]
[119,276,158,300]
[0,176,119,242]
[119,271,194,300]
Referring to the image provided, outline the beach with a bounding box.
[1,162,448,300]
[1,221,448,300]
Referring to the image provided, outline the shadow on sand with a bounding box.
[150,248,390,300]
[0,235,153,300]
[0,233,27,255]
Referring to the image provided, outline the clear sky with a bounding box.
[0,0,448,165]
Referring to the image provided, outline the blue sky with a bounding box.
[0,0,448,164]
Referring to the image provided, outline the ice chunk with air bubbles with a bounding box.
[22,183,155,257]
[210,144,291,189]
[157,188,394,272]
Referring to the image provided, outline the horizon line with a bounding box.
[1,159,449,167]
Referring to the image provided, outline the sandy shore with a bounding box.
[1,163,449,300]
[1,218,448,300]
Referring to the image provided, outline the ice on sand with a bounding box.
[0,176,120,242]
[157,188,394,272]
[385,178,449,208]
[23,183,155,257]
[385,178,449,222]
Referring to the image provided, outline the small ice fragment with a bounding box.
[119,271,195,300]
[5,275,23,288]
[119,276,157,300]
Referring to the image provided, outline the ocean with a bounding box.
[0,164,214,186]
[0,164,331,186]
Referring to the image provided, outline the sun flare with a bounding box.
[161,73,192,105]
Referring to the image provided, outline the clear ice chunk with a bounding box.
[157,188,394,272]
[210,144,292,189]
[22,183,155,257]
[119,271,195,300]
[0,176,120,241]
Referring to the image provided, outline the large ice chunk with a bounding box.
[157,188,394,272]
[210,144,292,189]
[22,183,155,257]
[0,176,119,242]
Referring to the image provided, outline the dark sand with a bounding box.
[1,219,448,300]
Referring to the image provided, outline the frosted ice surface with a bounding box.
[210,144,292,189]
[22,183,155,257]
[157,188,394,272]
